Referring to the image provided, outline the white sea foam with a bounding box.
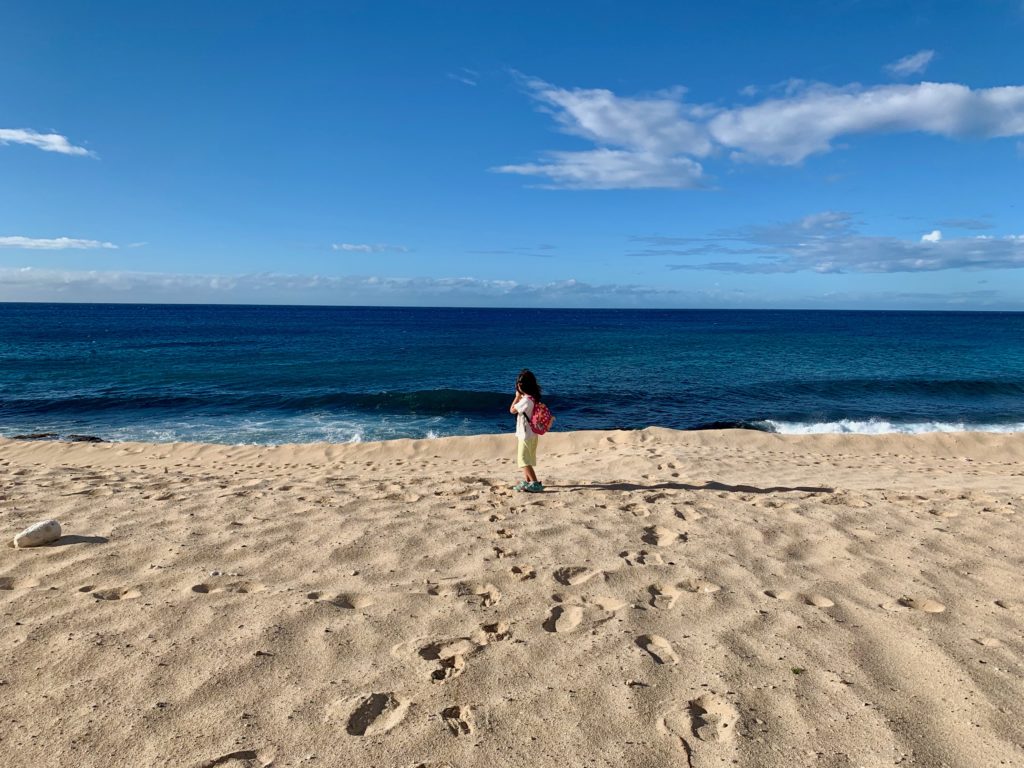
[760,418,1024,435]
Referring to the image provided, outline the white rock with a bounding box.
[13,520,62,548]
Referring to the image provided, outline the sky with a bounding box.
[2,0,1023,309]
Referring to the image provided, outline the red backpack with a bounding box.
[528,397,554,435]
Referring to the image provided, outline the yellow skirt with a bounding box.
[517,437,538,467]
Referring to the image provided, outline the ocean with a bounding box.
[1,302,1022,444]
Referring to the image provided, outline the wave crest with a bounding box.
[759,418,1024,435]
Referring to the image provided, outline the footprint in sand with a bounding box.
[620,550,664,566]
[338,692,409,736]
[90,587,142,601]
[544,605,584,633]
[626,504,651,518]
[192,582,267,595]
[0,576,40,590]
[975,637,1002,647]
[881,596,946,613]
[649,583,680,609]
[455,582,501,607]
[642,526,688,546]
[803,593,835,608]
[587,595,627,612]
[681,579,721,595]
[553,567,600,586]
[638,634,679,665]
[657,709,694,756]
[441,705,475,736]
[419,638,480,682]
[659,694,739,756]
[427,581,499,606]
[691,694,740,743]
[477,621,512,643]
[765,589,834,608]
[510,565,536,581]
[305,592,373,610]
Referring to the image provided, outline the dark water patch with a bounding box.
[687,420,769,431]
[10,432,105,442]
[759,378,1024,398]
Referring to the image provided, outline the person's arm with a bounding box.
[509,390,522,414]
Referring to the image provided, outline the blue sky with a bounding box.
[2,1,1023,309]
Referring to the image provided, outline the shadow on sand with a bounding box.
[50,535,110,546]
[549,481,834,495]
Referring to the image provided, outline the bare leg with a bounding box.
[523,465,539,483]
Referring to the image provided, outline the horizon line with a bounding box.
[0,299,1020,314]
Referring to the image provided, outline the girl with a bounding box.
[509,368,544,492]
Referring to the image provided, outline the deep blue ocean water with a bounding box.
[1,303,1022,444]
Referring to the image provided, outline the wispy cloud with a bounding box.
[937,217,993,230]
[467,244,557,258]
[332,242,409,253]
[497,73,1024,188]
[647,212,1024,273]
[0,128,94,157]
[495,77,710,189]
[0,236,117,250]
[885,50,936,78]
[447,68,479,86]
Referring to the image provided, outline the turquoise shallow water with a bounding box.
[1,303,1022,443]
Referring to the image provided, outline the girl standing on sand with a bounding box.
[510,368,545,493]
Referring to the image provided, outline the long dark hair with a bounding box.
[516,368,542,401]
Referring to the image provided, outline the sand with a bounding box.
[1,427,1022,768]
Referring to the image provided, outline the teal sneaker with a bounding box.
[523,481,544,493]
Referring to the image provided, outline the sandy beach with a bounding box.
[1,428,1022,767]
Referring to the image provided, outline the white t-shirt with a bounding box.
[513,396,537,440]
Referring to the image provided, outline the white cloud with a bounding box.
[494,77,711,189]
[332,243,409,253]
[0,236,117,250]
[498,75,1024,187]
[0,128,94,157]
[885,50,936,78]
[496,149,704,190]
[709,81,1024,164]
[639,212,1024,273]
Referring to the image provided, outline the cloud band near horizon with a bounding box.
[634,212,1024,273]
[0,266,1019,311]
